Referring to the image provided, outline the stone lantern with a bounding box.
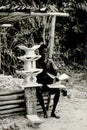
[16,44,43,128]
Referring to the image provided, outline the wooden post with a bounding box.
[49,16,56,58]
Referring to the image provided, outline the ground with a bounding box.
[0,70,87,130]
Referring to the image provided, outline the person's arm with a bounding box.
[48,58,58,72]
[46,60,59,84]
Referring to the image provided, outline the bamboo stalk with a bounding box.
[43,16,46,45]
[0,104,23,110]
[0,12,69,16]
[0,112,25,118]
[36,106,53,111]
[37,99,53,105]
[37,104,53,109]
[49,16,56,58]
[0,99,24,106]
[31,12,69,17]
[0,93,24,101]
[0,90,24,96]
[37,106,52,111]
[0,107,25,115]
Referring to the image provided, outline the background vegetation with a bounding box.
[0,0,87,75]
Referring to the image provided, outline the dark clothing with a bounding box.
[36,56,60,117]
[36,57,58,85]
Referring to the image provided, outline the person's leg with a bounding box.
[36,87,48,118]
[50,88,60,118]
[46,93,51,111]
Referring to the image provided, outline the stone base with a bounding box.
[26,115,43,128]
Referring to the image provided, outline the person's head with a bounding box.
[39,44,48,56]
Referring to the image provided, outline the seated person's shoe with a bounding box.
[44,114,48,118]
[44,112,48,118]
[51,112,60,119]
[61,89,67,96]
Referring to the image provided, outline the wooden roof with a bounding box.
[0,5,69,24]
[0,12,30,23]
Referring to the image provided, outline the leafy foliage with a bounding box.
[0,0,87,75]
[54,0,86,67]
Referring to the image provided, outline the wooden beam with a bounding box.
[0,12,69,17]
[0,12,69,23]
[31,12,69,17]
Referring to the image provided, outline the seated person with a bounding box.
[36,44,60,119]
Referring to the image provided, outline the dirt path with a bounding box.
[0,72,87,130]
